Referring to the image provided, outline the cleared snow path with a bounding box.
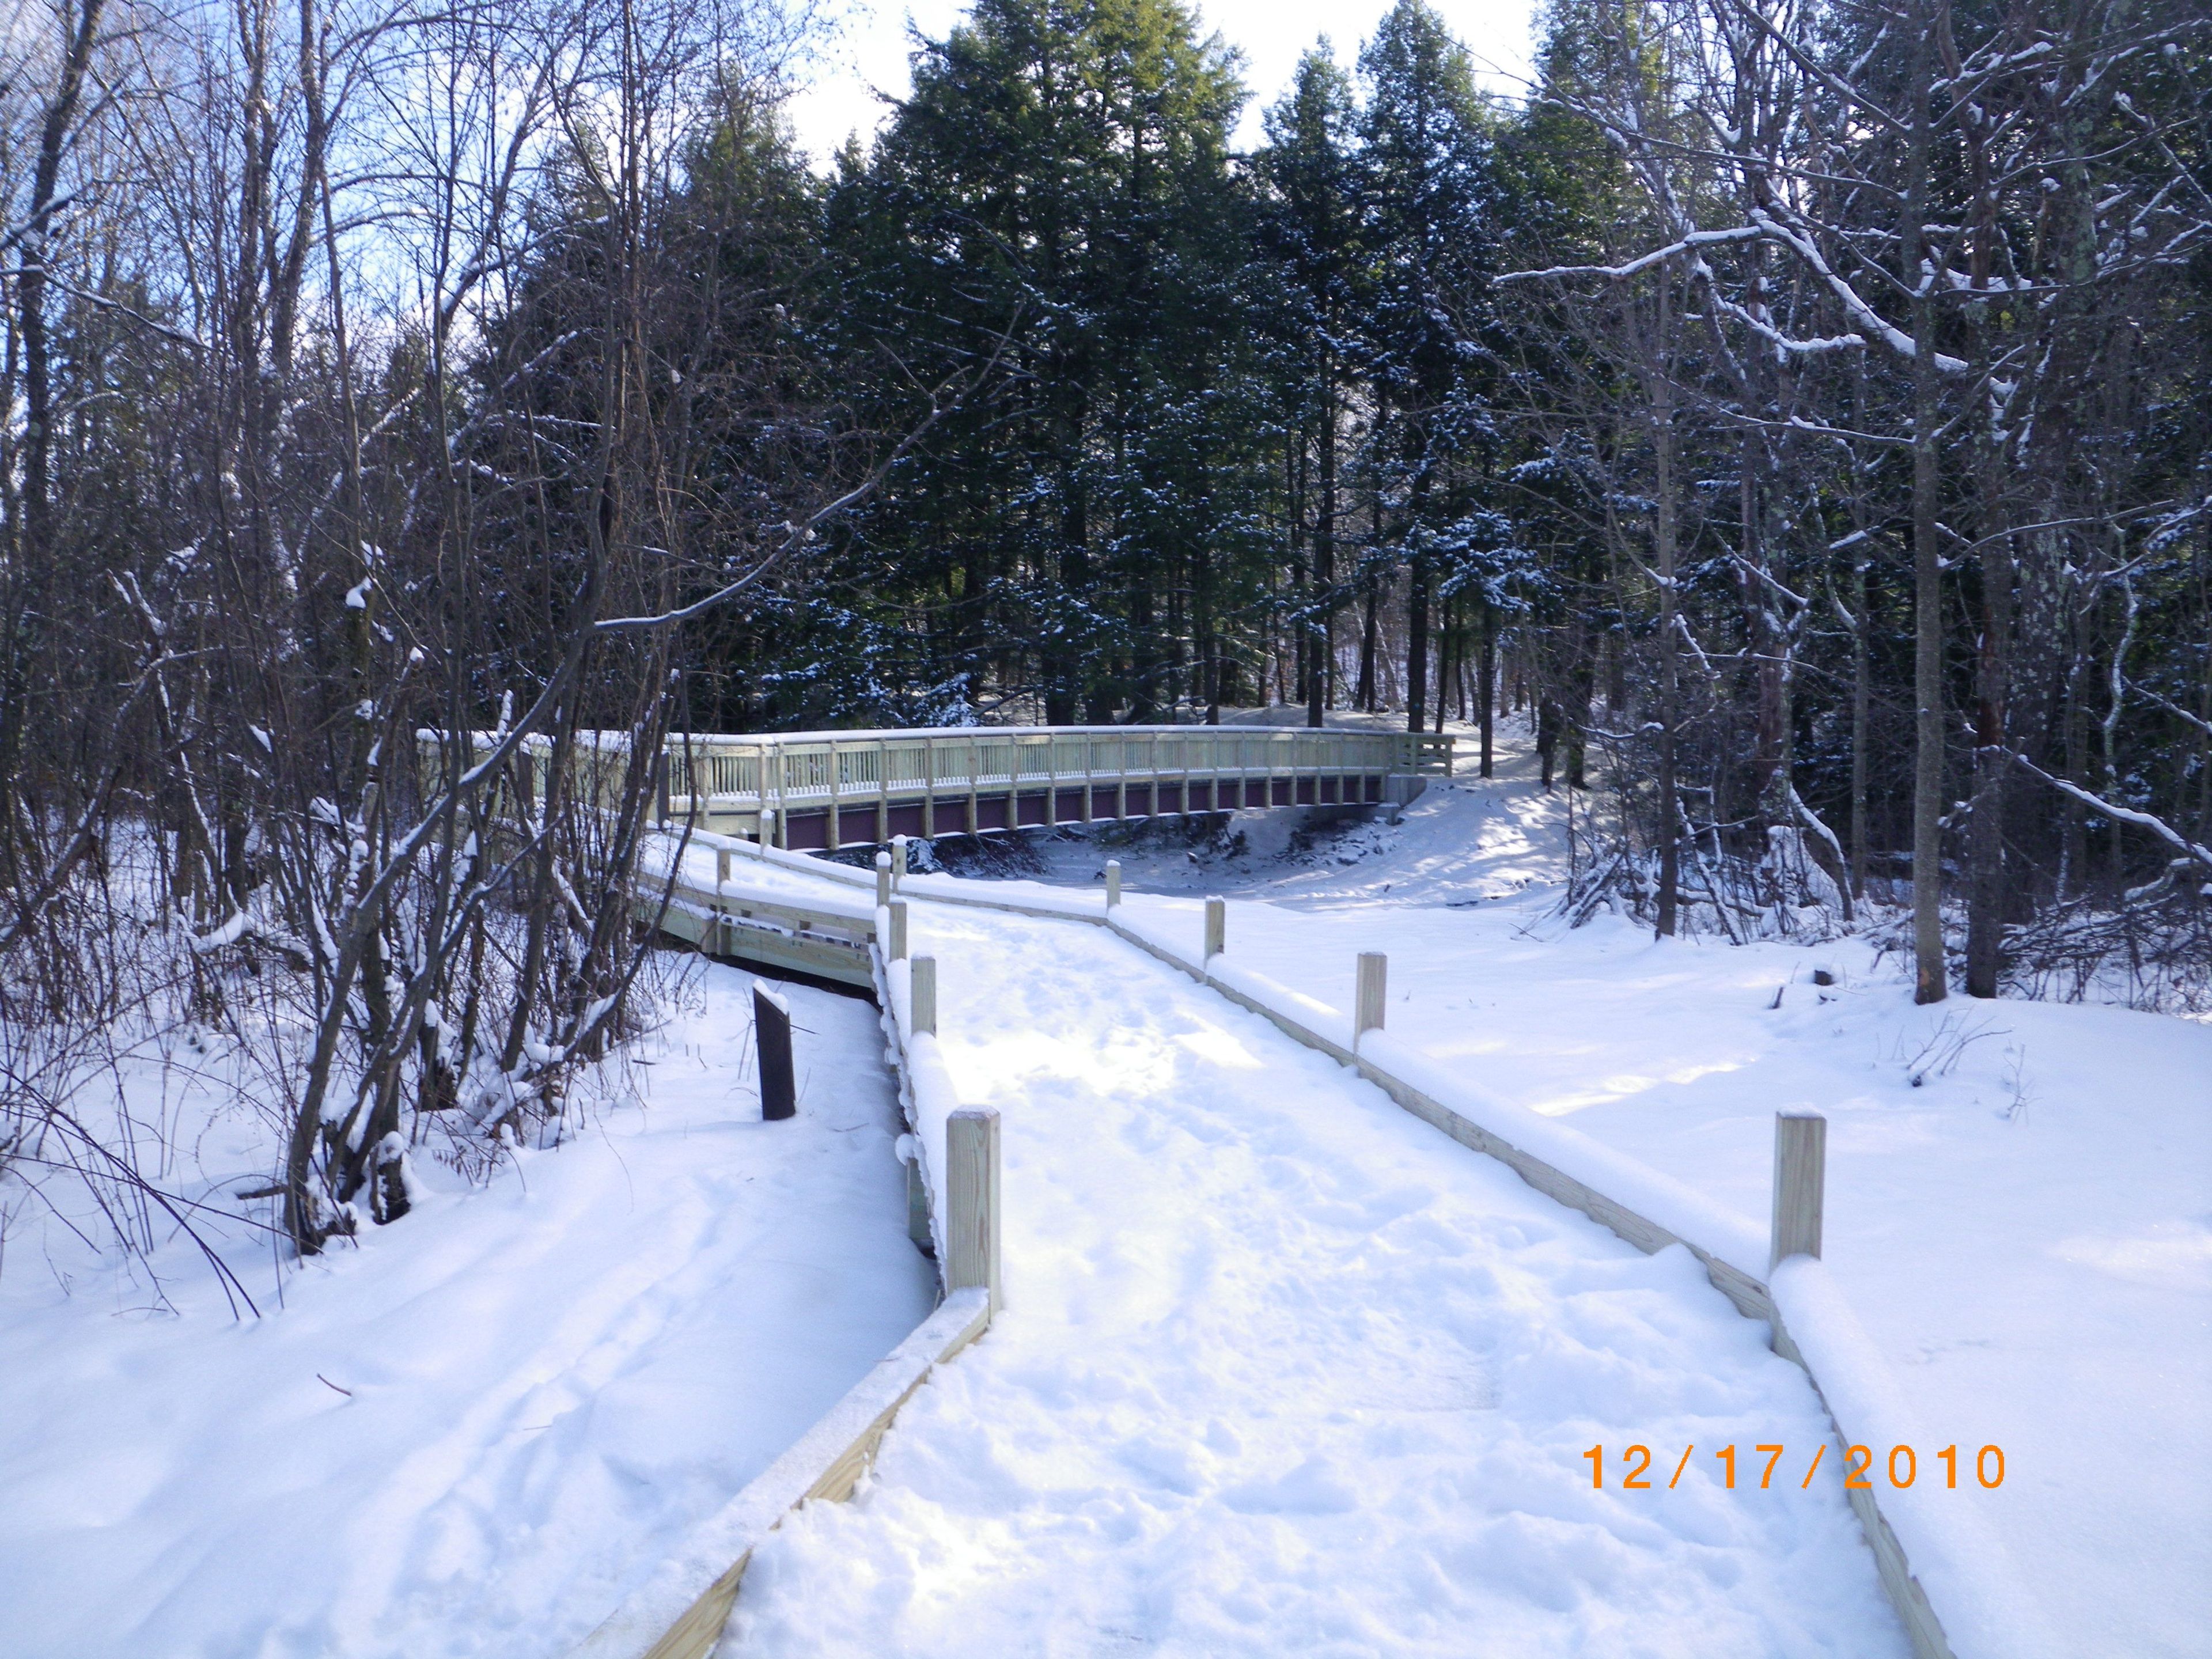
[729,901,1911,1658]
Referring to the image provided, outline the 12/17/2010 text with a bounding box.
[1584,1443,2006,1491]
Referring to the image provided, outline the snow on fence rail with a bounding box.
[643,829,2054,1659]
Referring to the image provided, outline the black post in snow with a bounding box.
[754,983,796,1121]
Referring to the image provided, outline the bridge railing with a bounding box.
[424,724,1453,847]
[660,725,1451,811]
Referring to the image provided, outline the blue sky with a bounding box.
[783,0,1540,164]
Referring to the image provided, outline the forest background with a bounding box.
[1,0,2207,1261]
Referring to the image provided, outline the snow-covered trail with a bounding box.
[1097,815,2212,1655]
[729,902,1910,1657]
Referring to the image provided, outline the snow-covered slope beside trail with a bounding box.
[728,900,1910,1658]
[0,965,933,1659]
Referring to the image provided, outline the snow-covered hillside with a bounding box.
[0,966,931,1658]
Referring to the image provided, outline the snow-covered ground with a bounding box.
[876,713,2212,1659]
[9,709,2203,1658]
[0,962,931,1659]
[731,896,1910,1658]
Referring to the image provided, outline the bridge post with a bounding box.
[887,899,908,961]
[772,744,789,847]
[1104,859,1122,908]
[1204,895,1225,962]
[877,738,891,843]
[910,955,937,1036]
[1355,952,1387,1046]
[875,851,892,908]
[891,834,908,888]
[715,846,731,887]
[945,1108,1002,1313]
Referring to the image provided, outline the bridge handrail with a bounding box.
[654,724,1452,805]
[427,723,1455,823]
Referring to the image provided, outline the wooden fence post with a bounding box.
[888,899,908,962]
[906,1148,933,1253]
[891,834,908,888]
[754,983,796,1122]
[1355,952,1387,1044]
[1771,1111,1827,1269]
[875,850,892,908]
[1104,859,1122,908]
[1204,895,1225,961]
[910,955,937,1037]
[715,846,732,886]
[945,1108,1002,1313]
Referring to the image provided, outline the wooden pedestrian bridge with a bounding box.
[650,724,1453,851]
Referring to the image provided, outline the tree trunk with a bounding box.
[1357,546,1380,712]
[1309,369,1337,728]
[1849,547,1870,899]
[1405,558,1429,735]
[1652,273,1681,938]
[1478,613,1495,778]
[1432,594,1452,734]
[17,0,105,573]
[1906,7,1948,1005]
